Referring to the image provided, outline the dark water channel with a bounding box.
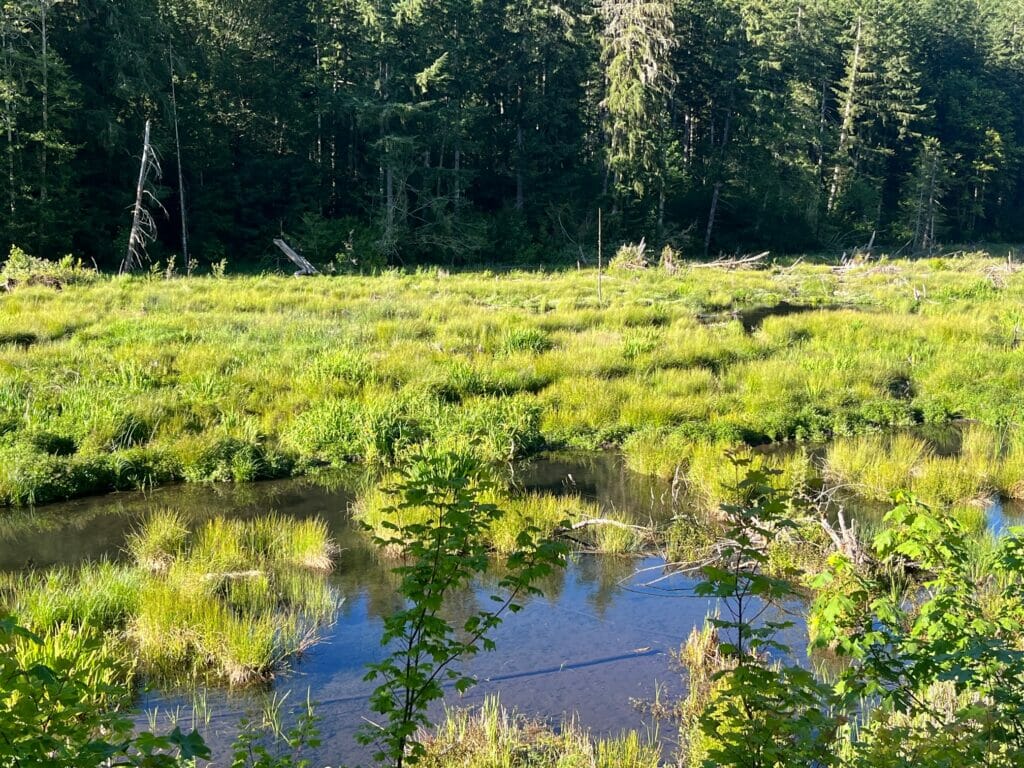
[0,452,1018,765]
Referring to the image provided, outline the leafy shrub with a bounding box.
[0,246,97,290]
[359,449,567,765]
[0,616,210,767]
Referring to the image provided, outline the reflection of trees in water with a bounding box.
[334,541,404,620]
[483,555,567,607]
[573,554,636,618]
[516,453,679,524]
[5,456,672,625]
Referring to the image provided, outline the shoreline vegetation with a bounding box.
[0,512,339,687]
[4,247,1024,513]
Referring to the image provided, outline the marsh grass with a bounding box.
[5,256,1024,506]
[353,481,639,554]
[683,442,814,512]
[11,620,133,706]
[127,509,189,572]
[6,513,339,687]
[825,426,1024,507]
[6,561,143,630]
[421,697,661,768]
[674,621,731,768]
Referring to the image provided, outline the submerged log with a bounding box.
[273,238,319,276]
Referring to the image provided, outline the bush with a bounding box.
[0,616,210,766]
[0,246,97,290]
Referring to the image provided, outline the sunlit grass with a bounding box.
[127,509,189,572]
[3,255,1024,506]
[421,696,661,768]
[4,512,339,687]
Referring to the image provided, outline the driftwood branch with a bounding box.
[274,238,319,276]
[693,251,769,270]
[199,570,263,581]
[566,518,650,532]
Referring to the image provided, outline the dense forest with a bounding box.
[2,0,1023,269]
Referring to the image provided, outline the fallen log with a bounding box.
[692,251,770,269]
[200,570,263,581]
[273,238,319,276]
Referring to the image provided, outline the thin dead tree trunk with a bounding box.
[913,150,929,251]
[704,108,731,258]
[924,150,939,250]
[168,44,188,264]
[3,23,15,221]
[658,187,666,236]
[597,207,603,305]
[513,73,525,211]
[453,145,461,208]
[39,0,47,203]
[123,120,162,274]
[704,181,722,258]
[37,0,48,247]
[817,76,828,178]
[515,122,524,211]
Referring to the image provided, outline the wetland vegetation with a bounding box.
[4,249,1024,767]
[4,251,1024,510]
[5,0,1024,761]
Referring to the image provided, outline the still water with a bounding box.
[0,454,714,764]
[1,452,1017,765]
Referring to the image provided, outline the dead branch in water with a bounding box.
[199,570,263,581]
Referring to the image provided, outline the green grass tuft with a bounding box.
[421,697,661,768]
[6,512,339,687]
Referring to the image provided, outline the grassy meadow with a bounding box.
[3,250,1024,510]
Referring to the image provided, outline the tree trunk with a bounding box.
[385,164,395,235]
[924,150,939,250]
[3,26,15,221]
[124,120,155,274]
[704,182,722,258]
[169,44,188,264]
[453,146,461,209]
[817,76,828,177]
[515,123,524,211]
[38,0,48,228]
[658,187,665,237]
[828,16,862,213]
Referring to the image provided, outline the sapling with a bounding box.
[359,449,567,766]
[692,459,841,767]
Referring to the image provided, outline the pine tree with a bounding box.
[600,0,676,229]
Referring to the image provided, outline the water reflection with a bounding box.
[1,452,1005,765]
[0,454,701,764]
[137,554,705,765]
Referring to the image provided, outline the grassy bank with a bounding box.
[3,251,1024,506]
[0,512,338,686]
